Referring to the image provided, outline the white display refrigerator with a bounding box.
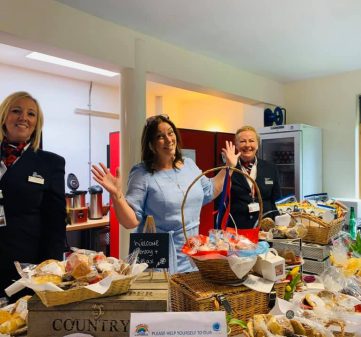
[258,124,322,201]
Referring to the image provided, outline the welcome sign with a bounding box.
[129,233,169,269]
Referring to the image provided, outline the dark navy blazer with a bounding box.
[0,147,66,297]
[228,158,281,229]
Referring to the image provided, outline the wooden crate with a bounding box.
[28,273,168,337]
[130,271,169,291]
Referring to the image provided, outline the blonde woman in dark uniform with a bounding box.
[229,126,281,229]
[0,91,66,300]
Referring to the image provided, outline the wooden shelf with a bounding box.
[66,215,109,231]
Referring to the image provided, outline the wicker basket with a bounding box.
[291,212,344,245]
[170,271,286,336]
[35,276,135,307]
[181,166,263,283]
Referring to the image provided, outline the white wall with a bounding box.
[285,70,361,198]
[0,64,120,202]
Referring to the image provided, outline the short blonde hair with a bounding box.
[235,125,260,145]
[0,91,44,151]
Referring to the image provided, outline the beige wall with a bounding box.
[146,83,263,133]
[285,71,361,198]
[0,0,284,107]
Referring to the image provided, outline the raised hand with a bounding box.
[91,163,122,198]
[222,140,240,168]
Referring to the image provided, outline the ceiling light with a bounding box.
[26,52,119,77]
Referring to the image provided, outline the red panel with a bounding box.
[109,132,120,258]
[179,129,215,235]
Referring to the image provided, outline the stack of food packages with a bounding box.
[262,194,347,263]
[275,193,347,224]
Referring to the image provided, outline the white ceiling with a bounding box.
[0,43,213,102]
[0,43,120,87]
[3,0,361,100]
[53,0,361,83]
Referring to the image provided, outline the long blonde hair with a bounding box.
[0,91,44,151]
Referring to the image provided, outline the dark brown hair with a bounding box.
[141,115,183,172]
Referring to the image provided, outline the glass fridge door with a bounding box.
[260,131,301,199]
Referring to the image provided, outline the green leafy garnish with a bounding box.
[226,314,247,329]
[350,232,361,256]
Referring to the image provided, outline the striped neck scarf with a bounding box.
[1,137,29,168]
[241,158,256,175]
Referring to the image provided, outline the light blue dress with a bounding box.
[126,157,214,274]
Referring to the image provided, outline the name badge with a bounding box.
[248,202,260,213]
[265,178,273,185]
[28,176,44,185]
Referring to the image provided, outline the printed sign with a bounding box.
[129,233,169,269]
[130,312,227,337]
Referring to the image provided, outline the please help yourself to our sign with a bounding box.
[130,312,227,337]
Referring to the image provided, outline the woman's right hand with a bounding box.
[91,163,122,198]
[92,163,138,229]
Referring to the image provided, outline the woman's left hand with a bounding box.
[222,141,240,168]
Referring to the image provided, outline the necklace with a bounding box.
[162,169,185,196]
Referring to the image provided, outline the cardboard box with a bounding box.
[28,273,168,337]
[303,257,330,275]
[272,240,331,261]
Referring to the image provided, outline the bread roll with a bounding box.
[266,316,285,335]
[247,320,254,337]
[66,253,92,279]
[0,310,11,324]
[31,273,62,285]
[72,262,91,279]
[260,217,275,231]
[290,319,306,335]
[35,259,65,276]
[0,314,25,334]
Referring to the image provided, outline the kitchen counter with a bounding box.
[66,215,109,231]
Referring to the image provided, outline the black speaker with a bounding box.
[264,107,286,127]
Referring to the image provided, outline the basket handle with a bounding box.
[291,212,330,228]
[181,166,263,242]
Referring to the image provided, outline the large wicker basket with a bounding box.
[291,212,345,245]
[181,166,263,283]
[170,271,286,336]
[35,276,135,307]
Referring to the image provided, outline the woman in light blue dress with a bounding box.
[92,115,239,273]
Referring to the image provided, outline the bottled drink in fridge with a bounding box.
[349,206,357,240]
